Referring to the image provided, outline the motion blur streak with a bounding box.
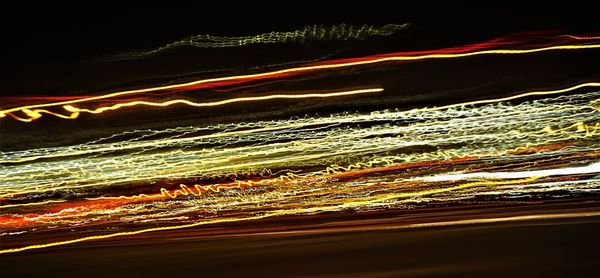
[107,23,410,61]
[3,24,600,262]
[2,79,600,253]
[3,37,600,122]
[21,88,381,122]
[2,205,599,255]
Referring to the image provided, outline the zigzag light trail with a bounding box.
[107,23,410,61]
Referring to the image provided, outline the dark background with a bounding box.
[2,2,600,96]
[2,2,600,63]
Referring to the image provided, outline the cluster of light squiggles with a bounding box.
[1,32,600,254]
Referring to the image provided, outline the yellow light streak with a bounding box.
[0,199,68,209]
[62,88,382,115]
[4,88,382,122]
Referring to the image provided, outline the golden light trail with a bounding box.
[2,88,383,122]
[420,82,600,111]
[4,88,382,122]
[3,42,600,122]
[0,199,68,209]
[0,177,542,254]
[62,88,382,115]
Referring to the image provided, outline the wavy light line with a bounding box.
[8,88,383,122]
[63,88,382,114]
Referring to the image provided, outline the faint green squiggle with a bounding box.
[108,23,409,61]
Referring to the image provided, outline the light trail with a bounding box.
[0,177,542,254]
[1,81,597,166]
[4,88,382,122]
[2,30,600,257]
[3,190,599,255]
[1,87,599,235]
[0,199,68,209]
[3,40,600,122]
[562,34,600,40]
[419,161,600,182]
[62,88,381,117]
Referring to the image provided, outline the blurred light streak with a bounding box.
[420,161,600,182]
[3,40,600,122]
[2,30,600,257]
[3,195,600,255]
